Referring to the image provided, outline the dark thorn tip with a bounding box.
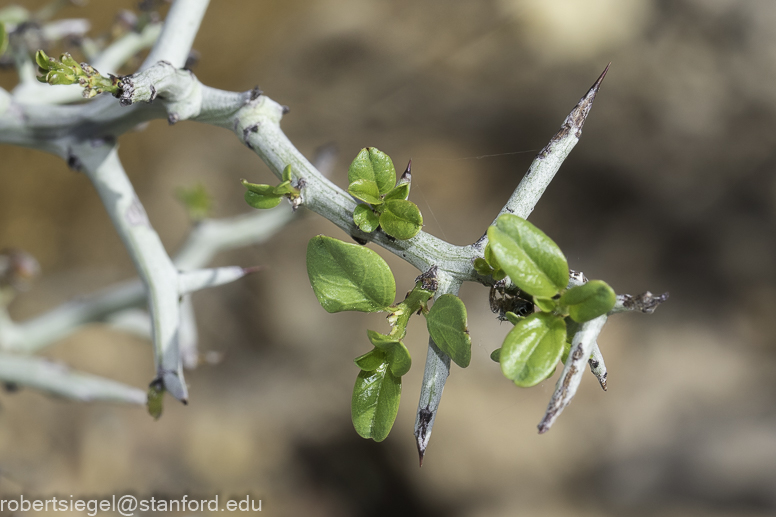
[591,62,611,93]
[242,265,264,275]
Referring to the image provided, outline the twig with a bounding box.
[538,315,607,434]
[588,342,607,391]
[0,352,146,404]
[140,0,210,71]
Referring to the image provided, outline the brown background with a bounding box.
[1,0,776,515]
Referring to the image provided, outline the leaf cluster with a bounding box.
[348,148,423,240]
[306,236,471,441]
[242,165,301,209]
[485,215,616,387]
[35,50,120,98]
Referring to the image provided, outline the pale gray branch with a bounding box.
[538,315,607,434]
[140,0,210,71]
[0,352,146,404]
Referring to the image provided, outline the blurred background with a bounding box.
[2,0,776,515]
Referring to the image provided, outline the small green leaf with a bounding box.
[146,379,164,420]
[473,257,493,276]
[366,330,412,377]
[484,243,500,270]
[500,312,566,387]
[534,297,557,313]
[490,348,501,362]
[560,340,572,364]
[384,182,410,202]
[426,294,471,368]
[355,348,386,371]
[504,311,522,325]
[487,214,569,298]
[273,180,296,196]
[244,188,282,209]
[379,199,423,240]
[348,147,396,196]
[282,164,292,182]
[0,23,7,56]
[176,183,213,221]
[559,280,617,323]
[352,362,401,442]
[348,178,382,205]
[353,204,379,233]
[35,50,50,70]
[306,236,396,313]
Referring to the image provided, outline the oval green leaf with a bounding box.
[490,348,501,363]
[353,204,379,233]
[379,200,423,240]
[559,280,616,323]
[348,147,396,196]
[244,189,282,209]
[355,348,386,371]
[352,362,401,442]
[473,257,493,276]
[426,294,471,368]
[306,236,396,313]
[348,178,382,205]
[383,182,410,202]
[282,164,292,182]
[367,330,411,377]
[534,297,557,313]
[500,312,566,387]
[487,214,569,298]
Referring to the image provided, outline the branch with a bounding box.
[588,342,608,391]
[0,352,146,404]
[413,272,461,466]
[538,314,607,434]
[140,0,209,70]
[74,143,188,401]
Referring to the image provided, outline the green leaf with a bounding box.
[306,236,396,313]
[473,257,493,276]
[504,311,522,325]
[379,199,423,240]
[560,340,572,364]
[244,188,282,209]
[500,312,566,387]
[559,280,616,323]
[490,348,501,362]
[273,180,297,196]
[35,50,50,70]
[426,294,471,368]
[384,182,410,202]
[0,23,7,56]
[534,297,557,313]
[348,178,382,205]
[176,183,213,221]
[355,348,386,371]
[487,214,569,298]
[146,380,164,420]
[348,147,396,196]
[352,362,401,442]
[282,164,292,182]
[367,330,412,377]
[353,204,379,233]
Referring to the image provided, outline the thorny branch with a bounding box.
[0,0,666,461]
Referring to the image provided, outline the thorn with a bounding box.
[281,105,290,115]
[249,85,263,101]
[401,159,412,182]
[181,399,188,405]
[418,446,425,467]
[242,265,264,275]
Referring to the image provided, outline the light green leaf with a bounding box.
[282,164,292,182]
[367,330,412,377]
[273,180,297,196]
[348,179,382,205]
[383,182,410,202]
[0,23,7,56]
[559,280,616,323]
[146,380,164,420]
[306,236,396,313]
[473,257,493,276]
[348,147,396,196]
[487,214,569,298]
[355,348,386,371]
[352,362,401,442]
[426,294,471,368]
[379,199,423,240]
[35,49,50,70]
[353,204,379,233]
[534,297,557,313]
[500,312,566,387]
[490,348,501,362]
[504,311,522,325]
[243,182,282,209]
